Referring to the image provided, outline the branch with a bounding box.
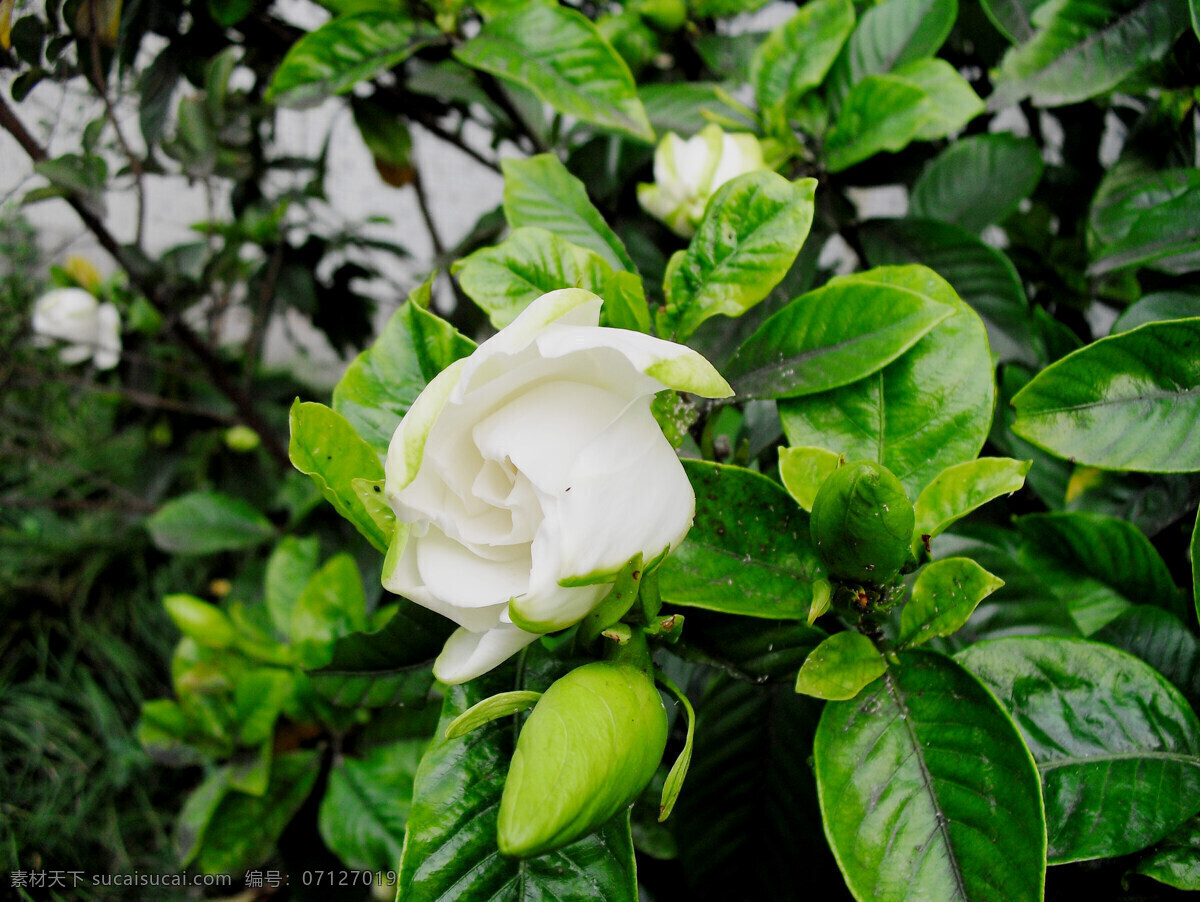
[0,94,291,468]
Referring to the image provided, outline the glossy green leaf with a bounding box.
[307,601,451,708]
[444,690,543,739]
[833,0,956,89]
[265,12,433,107]
[399,671,638,900]
[860,217,1041,366]
[1094,606,1200,709]
[815,650,1045,902]
[332,294,475,454]
[672,677,845,897]
[452,226,648,331]
[894,58,984,141]
[264,536,320,641]
[192,751,321,874]
[290,553,369,667]
[1089,168,1200,276]
[779,445,840,512]
[675,611,826,683]
[659,461,822,618]
[988,0,1190,109]
[912,457,1031,551]
[1132,814,1200,891]
[289,401,391,552]
[824,74,930,172]
[725,272,953,400]
[898,558,1004,647]
[910,134,1044,233]
[1011,318,1200,473]
[317,739,425,872]
[146,491,275,555]
[795,630,886,700]
[751,0,855,128]
[637,82,750,136]
[661,172,816,339]
[501,154,636,273]
[780,265,994,498]
[979,0,1040,40]
[957,637,1200,863]
[1112,291,1200,333]
[1063,468,1200,537]
[1016,511,1182,631]
[454,2,653,143]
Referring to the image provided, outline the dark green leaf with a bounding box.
[659,461,822,619]
[909,133,1044,233]
[454,1,653,143]
[815,650,1045,901]
[146,491,275,555]
[726,270,953,400]
[137,45,181,147]
[957,637,1200,863]
[638,82,750,136]
[662,172,816,339]
[1112,291,1200,333]
[332,294,475,454]
[780,265,994,497]
[1011,318,1200,473]
[318,739,426,872]
[1193,506,1199,624]
[832,0,956,89]
[674,610,826,683]
[399,671,639,900]
[1094,606,1200,709]
[1089,168,1200,275]
[1132,814,1200,891]
[502,154,636,273]
[266,12,434,108]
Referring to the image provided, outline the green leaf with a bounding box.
[860,217,1041,366]
[814,650,1045,901]
[1016,511,1182,631]
[661,172,817,340]
[452,226,648,331]
[912,457,1031,551]
[317,739,426,872]
[898,557,1005,647]
[654,670,696,822]
[833,0,957,88]
[444,690,543,739]
[957,637,1200,863]
[264,536,320,641]
[751,0,855,128]
[778,445,841,512]
[146,491,275,555]
[307,600,452,708]
[638,82,750,136]
[454,1,653,143]
[980,0,1042,40]
[265,12,434,108]
[726,270,954,400]
[192,750,321,874]
[780,265,995,497]
[1094,606,1200,709]
[176,767,231,865]
[893,58,984,141]
[988,0,1190,109]
[501,154,636,273]
[208,0,255,26]
[332,294,475,454]
[910,133,1045,233]
[1011,318,1200,473]
[675,611,827,683]
[289,400,391,552]
[290,553,369,667]
[1112,291,1200,333]
[795,630,886,700]
[1132,814,1200,891]
[672,677,845,897]
[659,461,822,619]
[823,74,930,172]
[1088,169,1200,276]
[399,671,639,900]
[1193,505,1200,623]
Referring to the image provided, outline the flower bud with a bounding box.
[164,594,239,649]
[810,460,914,585]
[30,287,122,370]
[637,124,767,237]
[497,662,667,858]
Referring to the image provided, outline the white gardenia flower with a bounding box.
[383,288,733,684]
[31,287,122,370]
[638,123,766,237]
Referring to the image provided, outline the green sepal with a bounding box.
[444,691,544,740]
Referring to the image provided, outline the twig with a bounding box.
[242,240,285,392]
[412,168,470,311]
[409,111,501,173]
[0,94,291,467]
[477,72,550,154]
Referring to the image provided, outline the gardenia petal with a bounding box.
[92,302,122,370]
[31,288,100,346]
[434,625,541,685]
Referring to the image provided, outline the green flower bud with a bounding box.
[164,594,239,649]
[810,460,914,584]
[498,662,667,858]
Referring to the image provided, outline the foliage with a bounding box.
[1,0,1199,899]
